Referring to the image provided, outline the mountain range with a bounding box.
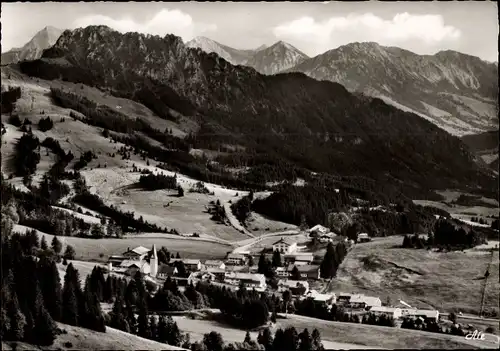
[1,26,63,65]
[286,42,498,136]
[4,27,497,137]
[186,36,308,75]
[17,25,497,200]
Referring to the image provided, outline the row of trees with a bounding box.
[1,85,22,114]
[38,116,54,132]
[139,172,178,190]
[1,217,107,346]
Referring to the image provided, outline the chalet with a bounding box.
[157,264,178,279]
[225,272,267,291]
[225,253,247,265]
[122,246,151,261]
[348,295,382,309]
[170,259,202,272]
[278,280,309,296]
[272,237,298,254]
[204,260,226,270]
[357,233,371,243]
[286,264,321,280]
[369,306,402,320]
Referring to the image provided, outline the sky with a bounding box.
[1,1,498,62]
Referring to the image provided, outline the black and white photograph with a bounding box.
[1,1,499,350]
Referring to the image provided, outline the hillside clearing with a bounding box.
[280,314,497,349]
[172,316,376,350]
[1,322,184,351]
[14,224,232,261]
[331,236,499,315]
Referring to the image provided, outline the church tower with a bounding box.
[150,244,158,278]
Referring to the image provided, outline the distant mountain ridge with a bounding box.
[185,36,308,75]
[18,25,497,200]
[1,26,63,65]
[285,42,498,136]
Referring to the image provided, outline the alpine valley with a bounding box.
[1,23,499,351]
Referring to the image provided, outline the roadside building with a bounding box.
[407,309,440,323]
[369,306,402,320]
[308,224,329,236]
[272,237,298,254]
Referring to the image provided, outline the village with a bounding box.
[106,224,441,326]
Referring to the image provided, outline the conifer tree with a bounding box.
[283,326,299,351]
[257,327,273,351]
[62,264,80,325]
[244,331,252,344]
[273,328,285,351]
[38,259,62,321]
[40,235,48,250]
[32,306,57,345]
[271,250,282,267]
[109,294,129,332]
[298,328,312,351]
[63,245,76,260]
[51,235,62,255]
[6,292,26,341]
[149,315,158,341]
[311,329,324,350]
[137,305,151,339]
[157,314,168,343]
[166,316,182,346]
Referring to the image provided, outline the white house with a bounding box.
[272,237,298,254]
[204,260,226,270]
[307,290,336,308]
[225,272,267,290]
[369,306,402,320]
[122,246,151,261]
[226,253,247,265]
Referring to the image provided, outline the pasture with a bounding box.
[332,236,500,316]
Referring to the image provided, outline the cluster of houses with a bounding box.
[107,236,437,324]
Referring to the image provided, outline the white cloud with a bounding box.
[73,9,217,42]
[273,13,461,56]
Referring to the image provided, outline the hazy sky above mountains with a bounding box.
[2,1,498,61]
